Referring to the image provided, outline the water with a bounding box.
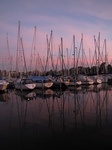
[0,83,112,149]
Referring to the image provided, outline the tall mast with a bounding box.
[94,35,98,75]
[21,37,27,75]
[34,26,36,74]
[81,33,83,68]
[16,21,21,76]
[50,30,54,71]
[66,48,69,76]
[98,32,100,73]
[38,53,40,76]
[58,45,61,73]
[2,57,4,77]
[76,47,78,74]
[6,33,11,76]
[73,35,75,76]
[104,39,107,73]
[89,48,92,73]
[61,37,64,76]
[45,34,49,73]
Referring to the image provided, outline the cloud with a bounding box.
[0,0,112,70]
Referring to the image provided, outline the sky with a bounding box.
[0,0,112,71]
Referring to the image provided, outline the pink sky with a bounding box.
[0,0,112,71]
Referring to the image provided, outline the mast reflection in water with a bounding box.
[0,83,112,149]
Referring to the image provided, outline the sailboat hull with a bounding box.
[0,79,9,91]
[0,84,8,91]
[69,80,81,86]
[14,78,36,90]
[15,83,36,90]
[26,76,54,89]
[35,82,53,88]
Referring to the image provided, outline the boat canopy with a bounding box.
[0,76,3,80]
[27,76,50,81]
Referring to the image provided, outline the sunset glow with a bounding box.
[0,0,112,71]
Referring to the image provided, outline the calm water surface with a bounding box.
[0,83,112,149]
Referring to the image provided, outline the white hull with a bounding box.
[96,78,102,84]
[27,76,53,89]
[52,80,69,88]
[81,81,94,85]
[15,83,36,90]
[0,84,8,91]
[36,82,53,88]
[14,78,36,90]
[52,76,69,88]
[0,80,9,91]
[99,75,111,83]
[64,81,70,86]
[69,80,81,86]
[89,75,102,84]
[78,75,94,85]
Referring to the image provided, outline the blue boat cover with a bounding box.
[0,76,2,80]
[27,76,50,81]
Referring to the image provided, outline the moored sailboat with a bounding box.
[14,78,36,90]
[27,75,53,89]
[68,77,82,86]
[52,76,69,89]
[78,75,94,85]
[67,35,82,87]
[0,76,9,92]
[89,75,102,84]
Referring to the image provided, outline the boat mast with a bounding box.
[6,33,11,77]
[45,34,49,73]
[16,21,21,77]
[66,48,69,76]
[73,35,75,77]
[50,30,54,71]
[2,57,4,77]
[34,26,37,75]
[58,45,62,74]
[89,48,91,73]
[94,35,98,75]
[81,33,84,74]
[38,53,40,76]
[21,38,27,76]
[98,32,100,75]
[61,37,64,76]
[104,39,107,73]
[76,47,78,75]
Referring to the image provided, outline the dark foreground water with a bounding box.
[0,83,112,149]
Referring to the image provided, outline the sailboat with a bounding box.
[27,29,53,89]
[68,35,82,87]
[89,34,102,84]
[14,78,36,90]
[4,33,15,88]
[90,75,102,84]
[52,38,69,88]
[52,75,69,88]
[78,74,94,85]
[68,76,82,86]
[14,21,36,91]
[14,38,36,90]
[76,34,94,85]
[0,76,9,92]
[26,75,53,89]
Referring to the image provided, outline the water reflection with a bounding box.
[15,90,37,101]
[0,92,10,102]
[0,83,112,149]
